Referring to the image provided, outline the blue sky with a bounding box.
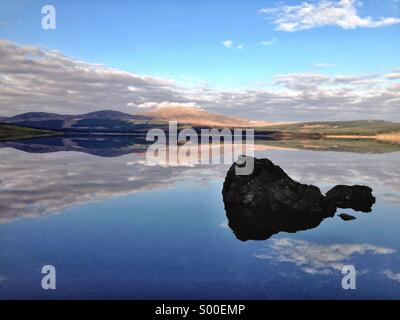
[1,0,399,88]
[0,0,399,120]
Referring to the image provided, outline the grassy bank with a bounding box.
[257,120,400,137]
[0,124,57,141]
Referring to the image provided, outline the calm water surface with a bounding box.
[0,138,400,299]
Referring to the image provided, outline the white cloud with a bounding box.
[137,101,203,110]
[383,269,400,282]
[219,220,229,229]
[191,71,400,121]
[385,72,400,80]
[0,39,185,116]
[222,39,234,48]
[313,63,337,68]
[259,0,400,31]
[255,238,395,275]
[258,37,278,46]
[222,40,244,49]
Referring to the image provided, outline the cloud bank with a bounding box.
[137,101,203,110]
[0,39,399,121]
[255,238,395,275]
[0,39,185,116]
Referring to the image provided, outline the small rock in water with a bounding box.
[338,213,356,221]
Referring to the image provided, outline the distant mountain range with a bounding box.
[0,135,150,157]
[0,110,163,133]
[0,107,273,134]
[1,108,400,143]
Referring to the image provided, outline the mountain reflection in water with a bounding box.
[0,136,399,225]
[1,136,400,299]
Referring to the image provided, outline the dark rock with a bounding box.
[338,213,356,221]
[222,156,375,241]
[326,185,375,212]
[222,156,337,241]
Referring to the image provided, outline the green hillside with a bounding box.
[257,120,400,136]
[0,124,56,141]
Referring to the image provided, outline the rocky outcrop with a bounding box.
[326,185,375,212]
[338,213,356,221]
[222,156,375,241]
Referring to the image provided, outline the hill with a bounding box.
[257,120,400,137]
[0,110,167,133]
[1,110,400,145]
[138,105,274,127]
[0,124,56,141]
[0,107,276,134]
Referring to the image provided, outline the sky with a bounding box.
[0,0,399,121]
